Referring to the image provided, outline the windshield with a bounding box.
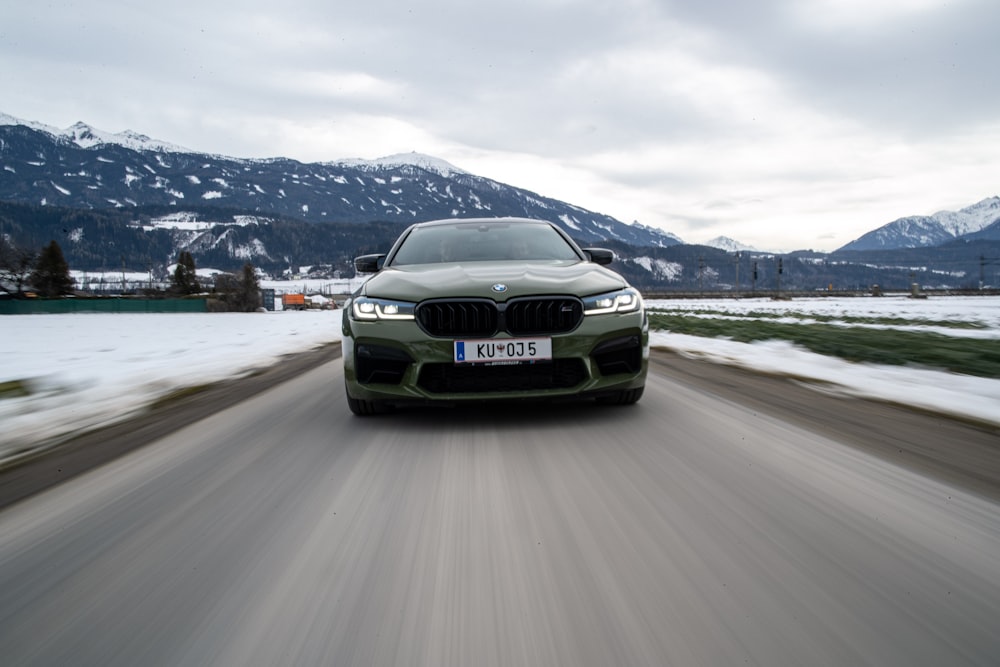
[389,221,582,266]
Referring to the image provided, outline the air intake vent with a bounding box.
[417,359,587,393]
[591,335,643,376]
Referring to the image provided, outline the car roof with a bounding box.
[409,217,553,229]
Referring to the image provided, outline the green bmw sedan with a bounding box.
[342,217,648,415]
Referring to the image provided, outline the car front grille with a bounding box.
[505,298,583,335]
[417,359,587,394]
[415,297,584,338]
[416,300,498,337]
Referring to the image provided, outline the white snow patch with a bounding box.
[559,214,581,231]
[632,257,683,281]
[3,296,998,463]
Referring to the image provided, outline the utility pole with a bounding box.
[698,256,705,296]
[734,252,741,297]
[776,257,783,297]
[752,261,758,294]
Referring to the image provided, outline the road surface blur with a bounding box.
[1,357,998,665]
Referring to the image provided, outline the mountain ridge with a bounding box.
[1,112,997,291]
[837,196,1000,252]
[0,112,681,248]
[702,236,760,253]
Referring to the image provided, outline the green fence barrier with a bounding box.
[0,298,208,314]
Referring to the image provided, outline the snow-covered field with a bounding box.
[3,296,998,464]
[645,296,1000,428]
[645,296,1000,333]
[2,311,343,462]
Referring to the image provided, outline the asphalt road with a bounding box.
[1,355,999,666]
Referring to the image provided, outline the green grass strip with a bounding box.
[148,384,212,410]
[0,380,32,399]
[648,313,1000,379]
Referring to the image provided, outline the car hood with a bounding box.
[362,260,629,302]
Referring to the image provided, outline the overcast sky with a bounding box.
[2,0,998,251]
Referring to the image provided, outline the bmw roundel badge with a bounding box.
[491,283,508,293]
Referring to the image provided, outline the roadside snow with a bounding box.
[3,296,999,464]
[650,332,1000,426]
[646,296,1000,426]
[2,311,341,460]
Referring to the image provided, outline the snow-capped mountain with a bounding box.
[4,112,995,290]
[0,112,194,154]
[701,236,759,253]
[837,197,1000,251]
[333,152,467,178]
[629,221,684,245]
[0,112,681,248]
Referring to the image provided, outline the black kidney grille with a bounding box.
[415,297,583,337]
[506,298,583,335]
[417,300,498,337]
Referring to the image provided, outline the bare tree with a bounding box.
[0,237,38,297]
[210,263,262,312]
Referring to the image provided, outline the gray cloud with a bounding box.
[1,0,997,251]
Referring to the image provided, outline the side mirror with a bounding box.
[583,248,614,265]
[354,254,386,273]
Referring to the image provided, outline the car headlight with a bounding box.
[583,288,642,315]
[351,297,416,321]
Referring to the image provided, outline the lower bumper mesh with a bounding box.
[417,359,587,394]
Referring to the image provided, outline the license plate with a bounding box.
[454,337,552,364]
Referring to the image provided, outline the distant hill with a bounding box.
[963,218,1000,242]
[837,197,1000,251]
[1,112,997,291]
[2,199,995,291]
[701,236,761,253]
[0,112,681,248]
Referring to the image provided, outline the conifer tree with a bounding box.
[171,251,199,295]
[30,240,75,297]
[235,262,262,312]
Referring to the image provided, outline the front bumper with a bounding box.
[342,310,648,404]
